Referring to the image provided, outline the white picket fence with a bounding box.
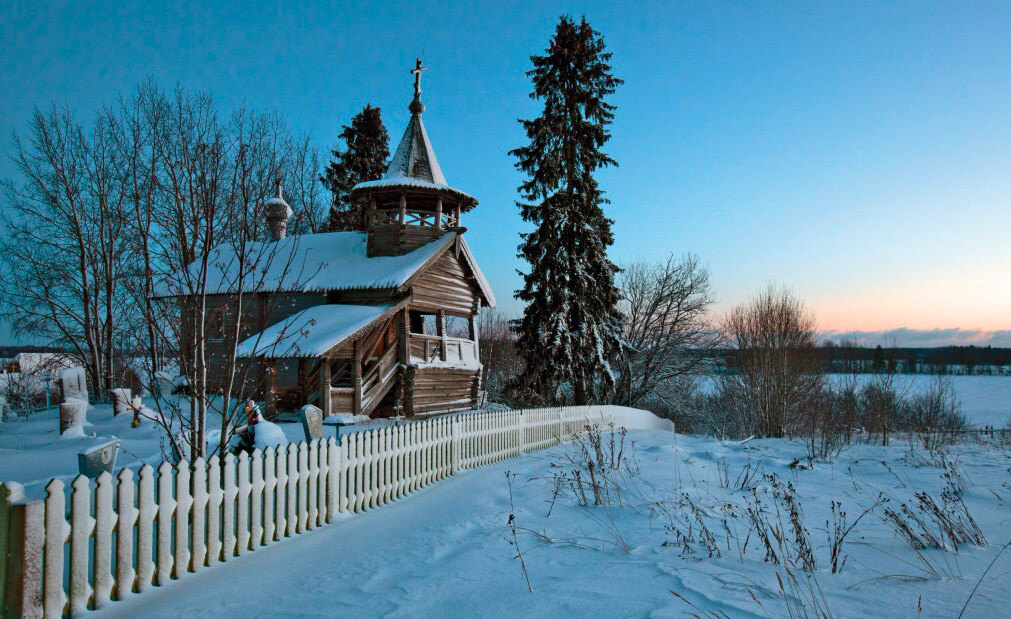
[0,406,622,617]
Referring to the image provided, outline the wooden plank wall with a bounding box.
[411,251,479,315]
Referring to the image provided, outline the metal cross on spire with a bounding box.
[410,58,427,99]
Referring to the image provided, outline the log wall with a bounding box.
[410,251,479,315]
[407,367,479,416]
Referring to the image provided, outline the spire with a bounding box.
[383,59,447,185]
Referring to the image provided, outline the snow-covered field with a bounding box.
[92,428,1010,618]
[832,374,1011,428]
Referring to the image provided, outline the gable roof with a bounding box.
[397,236,496,308]
[236,302,404,359]
[156,230,495,307]
[155,231,454,298]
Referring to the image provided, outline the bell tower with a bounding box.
[351,59,479,257]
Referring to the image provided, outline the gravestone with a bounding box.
[59,400,88,434]
[77,438,120,478]
[299,404,324,441]
[154,371,175,396]
[110,388,131,416]
[59,366,89,404]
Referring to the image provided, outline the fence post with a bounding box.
[1,482,43,619]
[451,416,461,474]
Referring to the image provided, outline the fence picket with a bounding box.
[274,446,287,540]
[43,478,66,617]
[135,466,155,591]
[190,458,207,570]
[206,456,222,564]
[174,461,191,576]
[68,476,92,614]
[297,443,308,532]
[236,451,250,554]
[93,472,115,607]
[308,440,319,527]
[155,462,175,585]
[114,469,136,601]
[285,445,297,536]
[222,454,236,559]
[353,433,364,513]
[262,447,276,543]
[326,438,338,521]
[251,449,264,547]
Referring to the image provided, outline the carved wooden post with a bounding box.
[399,192,407,225]
[369,194,376,227]
[352,340,362,415]
[405,370,416,417]
[435,198,443,230]
[469,310,480,360]
[319,359,332,418]
[437,310,448,361]
[455,205,461,227]
[398,309,410,365]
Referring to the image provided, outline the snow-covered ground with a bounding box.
[0,399,385,500]
[832,374,1011,428]
[92,429,1010,618]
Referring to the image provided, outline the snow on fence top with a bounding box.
[0,406,672,616]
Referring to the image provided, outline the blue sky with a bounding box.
[2,1,1010,346]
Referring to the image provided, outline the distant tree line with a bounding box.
[814,343,1011,375]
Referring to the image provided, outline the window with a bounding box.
[409,310,440,335]
[445,315,470,338]
[206,308,226,340]
[276,359,299,389]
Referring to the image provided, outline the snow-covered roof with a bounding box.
[237,303,400,358]
[458,236,496,308]
[386,112,446,186]
[156,231,454,297]
[350,89,477,209]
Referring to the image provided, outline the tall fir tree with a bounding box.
[509,16,624,405]
[320,104,390,231]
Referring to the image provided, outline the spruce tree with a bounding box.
[509,16,623,405]
[320,104,390,231]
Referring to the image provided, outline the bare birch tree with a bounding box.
[0,105,130,394]
[2,80,325,459]
[720,285,823,438]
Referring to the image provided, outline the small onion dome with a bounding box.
[265,179,293,241]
